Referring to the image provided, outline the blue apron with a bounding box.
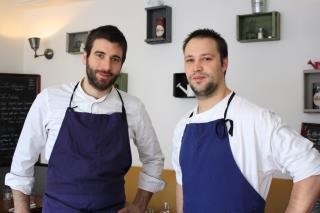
[43,83,132,213]
[179,92,265,213]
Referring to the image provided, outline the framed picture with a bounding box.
[312,82,320,109]
[301,122,320,151]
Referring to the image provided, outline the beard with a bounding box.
[86,63,119,91]
[189,75,218,98]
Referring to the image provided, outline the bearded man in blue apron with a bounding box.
[6,25,165,213]
[172,29,320,213]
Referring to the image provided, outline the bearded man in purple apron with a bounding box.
[172,29,320,212]
[6,25,165,213]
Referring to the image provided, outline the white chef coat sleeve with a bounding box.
[132,101,165,193]
[172,122,183,186]
[263,110,320,182]
[5,89,49,195]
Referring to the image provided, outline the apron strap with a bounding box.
[68,83,127,122]
[188,92,235,138]
[114,88,127,123]
[69,82,80,108]
[223,92,235,137]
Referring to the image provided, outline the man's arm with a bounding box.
[285,175,320,213]
[12,189,30,213]
[176,184,183,213]
[117,189,153,213]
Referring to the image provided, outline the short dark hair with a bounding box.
[84,25,127,63]
[182,29,228,64]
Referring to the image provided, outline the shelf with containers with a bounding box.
[236,11,280,42]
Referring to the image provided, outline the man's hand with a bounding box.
[117,189,153,213]
[12,189,30,213]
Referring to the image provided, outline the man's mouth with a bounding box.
[96,71,113,80]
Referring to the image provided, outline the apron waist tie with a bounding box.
[45,193,124,212]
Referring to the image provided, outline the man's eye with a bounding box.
[204,57,212,61]
[185,59,194,63]
[112,57,121,63]
[96,54,104,59]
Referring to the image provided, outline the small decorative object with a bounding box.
[257,27,264,39]
[308,60,320,69]
[80,42,85,53]
[160,201,172,213]
[251,0,266,13]
[155,16,166,38]
[313,83,320,109]
[176,82,195,97]
[301,122,320,151]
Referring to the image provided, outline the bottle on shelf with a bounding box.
[159,201,172,213]
[257,27,264,39]
[155,16,166,38]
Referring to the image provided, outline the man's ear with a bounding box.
[82,51,88,65]
[222,57,228,73]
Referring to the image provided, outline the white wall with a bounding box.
[20,0,320,169]
[0,1,24,73]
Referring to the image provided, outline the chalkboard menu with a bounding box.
[0,74,40,167]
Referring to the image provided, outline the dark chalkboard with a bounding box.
[0,73,40,167]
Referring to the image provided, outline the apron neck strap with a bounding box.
[188,92,236,119]
[68,83,127,122]
[223,92,235,120]
[69,82,80,108]
[114,88,127,122]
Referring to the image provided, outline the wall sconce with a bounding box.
[28,37,54,59]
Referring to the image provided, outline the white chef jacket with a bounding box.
[5,80,165,195]
[172,92,320,199]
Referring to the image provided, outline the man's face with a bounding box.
[184,37,228,98]
[82,38,123,91]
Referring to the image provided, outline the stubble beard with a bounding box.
[189,75,218,98]
[86,63,119,91]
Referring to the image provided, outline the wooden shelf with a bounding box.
[145,5,172,44]
[303,69,320,113]
[66,31,89,54]
[237,11,280,42]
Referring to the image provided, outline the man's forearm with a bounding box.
[132,188,153,211]
[12,189,30,213]
[285,175,320,213]
[176,184,183,213]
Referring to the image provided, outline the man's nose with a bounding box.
[99,58,112,70]
[193,60,203,72]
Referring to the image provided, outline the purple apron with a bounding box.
[180,92,265,212]
[43,83,132,213]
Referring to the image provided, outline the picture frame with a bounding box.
[301,122,320,151]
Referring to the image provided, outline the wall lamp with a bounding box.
[28,37,54,60]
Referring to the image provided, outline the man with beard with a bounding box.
[5,25,165,213]
[172,29,320,213]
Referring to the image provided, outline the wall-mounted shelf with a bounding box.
[66,31,89,54]
[115,73,128,92]
[236,11,280,42]
[304,69,320,113]
[145,5,172,44]
[173,73,195,98]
